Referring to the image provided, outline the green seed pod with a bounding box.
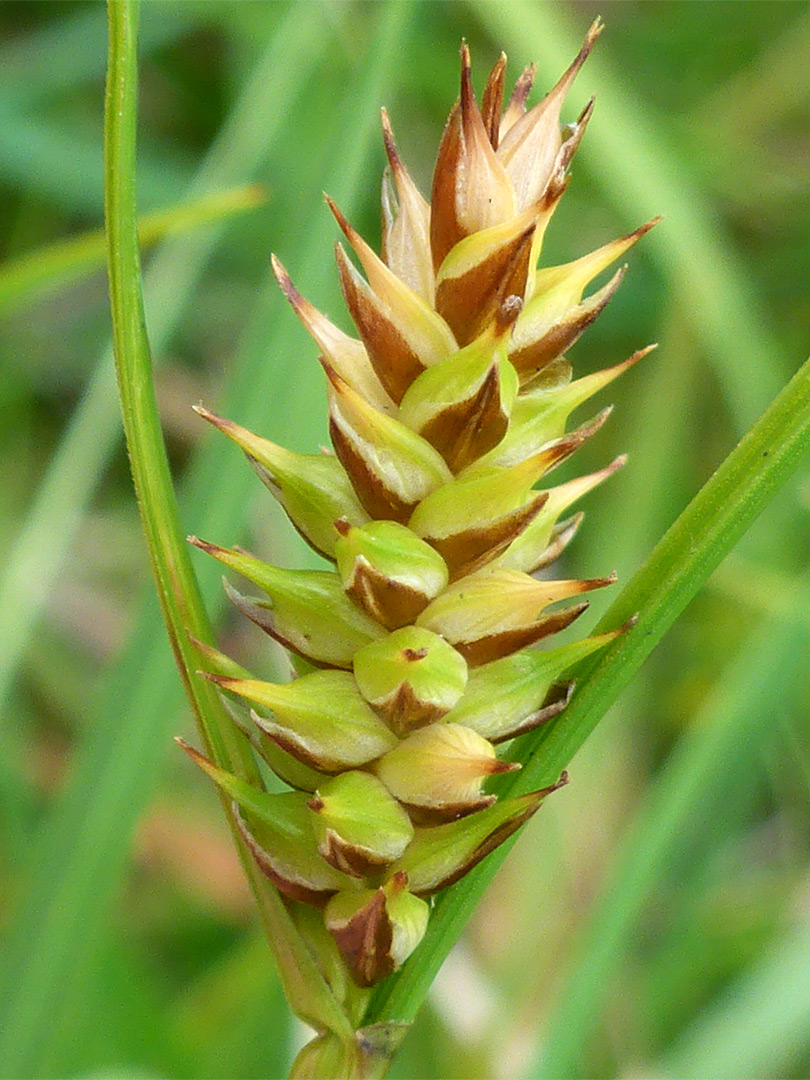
[190,538,385,668]
[352,626,468,733]
[205,670,398,772]
[324,873,430,987]
[416,567,615,666]
[307,771,414,876]
[389,778,567,895]
[177,741,357,905]
[334,519,449,629]
[325,364,452,522]
[194,406,368,558]
[443,628,627,742]
[397,307,520,472]
[371,723,519,823]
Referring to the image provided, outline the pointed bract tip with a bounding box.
[270,253,300,303]
[460,42,476,107]
[570,571,617,595]
[199,670,232,689]
[380,108,404,178]
[634,215,663,241]
[510,63,536,108]
[187,535,220,555]
[175,736,208,769]
[488,759,522,775]
[578,96,596,126]
[324,194,354,243]
[193,404,234,436]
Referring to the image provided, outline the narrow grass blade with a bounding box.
[366,352,810,1028]
[1,3,193,107]
[0,1,327,725]
[529,579,810,1078]
[0,3,415,1075]
[112,0,351,1047]
[0,103,192,213]
[656,916,810,1079]
[0,184,266,314]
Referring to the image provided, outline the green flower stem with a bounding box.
[105,0,352,1044]
[367,351,810,1031]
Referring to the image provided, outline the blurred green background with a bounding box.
[1,2,809,1077]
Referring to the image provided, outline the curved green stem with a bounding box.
[104,0,352,1044]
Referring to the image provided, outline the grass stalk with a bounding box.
[530,573,810,1077]
[102,0,354,1048]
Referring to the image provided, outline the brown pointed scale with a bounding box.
[416,567,616,666]
[334,243,428,405]
[379,109,434,305]
[325,874,429,987]
[334,519,449,630]
[399,300,521,473]
[511,265,626,381]
[499,62,536,141]
[481,53,506,148]
[434,209,535,347]
[271,254,394,415]
[497,18,603,211]
[328,886,393,987]
[324,363,453,523]
[430,43,517,272]
[409,417,603,579]
[329,195,456,393]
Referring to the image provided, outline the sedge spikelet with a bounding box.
[185,23,657,990]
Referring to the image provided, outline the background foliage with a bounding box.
[1,2,809,1077]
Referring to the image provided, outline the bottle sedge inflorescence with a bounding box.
[183,19,657,990]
